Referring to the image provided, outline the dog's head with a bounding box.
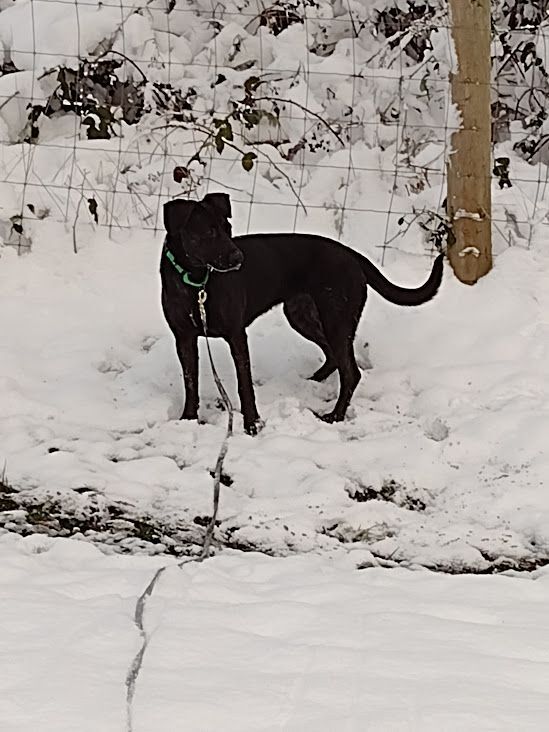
[163,193,243,272]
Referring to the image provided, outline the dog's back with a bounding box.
[233,233,443,317]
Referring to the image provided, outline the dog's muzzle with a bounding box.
[212,249,243,272]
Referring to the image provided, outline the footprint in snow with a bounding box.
[141,336,159,353]
[96,357,129,375]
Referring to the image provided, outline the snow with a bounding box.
[1,216,549,570]
[2,533,549,731]
[0,0,148,72]
[2,1,549,727]
[457,246,481,257]
[454,210,483,222]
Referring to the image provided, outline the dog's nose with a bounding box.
[228,249,244,269]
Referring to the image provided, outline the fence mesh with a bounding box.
[0,0,548,259]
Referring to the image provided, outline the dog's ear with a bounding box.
[202,192,231,220]
[163,199,196,234]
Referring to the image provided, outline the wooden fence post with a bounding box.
[447,0,492,284]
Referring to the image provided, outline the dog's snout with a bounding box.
[228,248,244,269]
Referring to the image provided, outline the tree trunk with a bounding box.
[447,0,492,285]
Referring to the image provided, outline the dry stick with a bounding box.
[0,91,19,113]
[195,125,308,213]
[95,48,148,82]
[72,191,84,254]
[74,161,124,229]
[106,0,132,233]
[148,86,347,204]
[254,95,346,148]
[381,79,404,266]
[29,171,68,220]
[153,120,307,212]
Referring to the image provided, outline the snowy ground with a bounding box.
[2,533,549,732]
[2,214,549,571]
[3,194,549,732]
[2,2,549,728]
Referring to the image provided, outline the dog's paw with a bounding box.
[244,418,265,436]
[180,411,199,422]
[313,409,340,424]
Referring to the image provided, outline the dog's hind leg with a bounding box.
[309,358,337,383]
[314,287,366,422]
[283,295,336,382]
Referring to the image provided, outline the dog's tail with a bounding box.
[358,252,444,306]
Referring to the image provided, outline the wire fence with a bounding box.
[0,0,548,260]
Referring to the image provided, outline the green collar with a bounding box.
[165,249,210,288]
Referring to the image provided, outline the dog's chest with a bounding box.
[161,278,202,329]
[162,281,232,338]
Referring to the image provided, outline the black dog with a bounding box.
[160,193,443,435]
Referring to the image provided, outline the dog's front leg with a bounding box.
[227,330,263,435]
[176,335,199,421]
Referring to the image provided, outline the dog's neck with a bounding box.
[163,243,208,283]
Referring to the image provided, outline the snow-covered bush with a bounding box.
[492,0,549,163]
[0,0,547,253]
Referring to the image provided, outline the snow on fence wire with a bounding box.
[0,0,548,268]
